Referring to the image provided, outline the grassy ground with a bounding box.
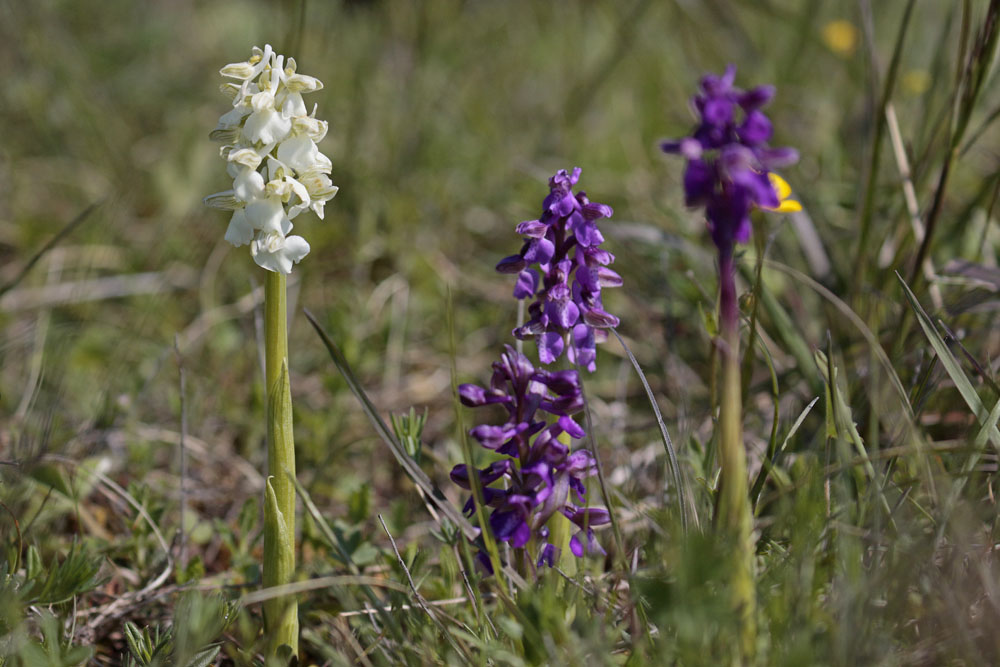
[2,0,1000,664]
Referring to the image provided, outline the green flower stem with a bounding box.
[717,247,755,664]
[263,271,298,657]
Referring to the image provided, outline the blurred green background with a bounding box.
[3,0,997,554]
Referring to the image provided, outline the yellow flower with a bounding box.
[763,173,802,213]
[822,20,858,57]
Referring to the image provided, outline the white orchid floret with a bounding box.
[280,92,308,119]
[220,82,242,101]
[228,147,264,171]
[252,230,310,274]
[226,209,255,247]
[295,170,338,219]
[220,61,256,80]
[244,197,290,235]
[276,135,322,172]
[206,43,335,274]
[244,106,291,145]
[293,116,328,143]
[233,167,266,202]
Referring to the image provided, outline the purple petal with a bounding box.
[545,296,580,330]
[738,85,775,110]
[702,97,734,126]
[516,219,548,238]
[574,218,604,248]
[756,146,799,169]
[569,534,584,557]
[490,510,522,541]
[496,254,526,274]
[550,191,578,217]
[738,110,772,145]
[597,267,622,288]
[450,464,471,489]
[513,269,538,299]
[683,159,715,207]
[458,383,488,406]
[542,369,581,394]
[470,424,517,450]
[537,543,558,568]
[558,415,585,439]
[537,331,565,364]
[583,247,614,266]
[475,550,493,575]
[700,64,736,96]
[576,265,599,292]
[523,237,555,265]
[571,529,606,556]
[581,201,614,220]
[533,472,571,527]
[567,323,597,372]
[510,521,532,548]
[582,307,619,329]
[569,507,611,527]
[563,450,597,477]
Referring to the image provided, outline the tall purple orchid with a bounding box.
[661,65,800,661]
[452,168,617,571]
[496,168,622,372]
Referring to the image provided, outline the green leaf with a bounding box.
[262,479,298,657]
[23,542,104,605]
[182,646,221,667]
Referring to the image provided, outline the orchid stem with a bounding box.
[717,246,756,664]
[264,270,298,658]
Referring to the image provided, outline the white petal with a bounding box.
[251,232,310,274]
[311,200,326,219]
[312,151,332,173]
[286,175,310,207]
[219,82,241,100]
[282,235,310,263]
[233,168,266,202]
[293,116,328,142]
[281,92,307,119]
[283,73,323,94]
[276,135,319,172]
[243,107,291,145]
[220,61,255,79]
[225,209,255,246]
[244,196,287,233]
[227,147,263,170]
[204,190,239,210]
[216,104,250,130]
[251,89,275,112]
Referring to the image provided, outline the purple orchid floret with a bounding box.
[661,65,798,250]
[496,168,621,372]
[451,345,608,568]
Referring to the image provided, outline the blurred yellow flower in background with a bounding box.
[822,20,858,57]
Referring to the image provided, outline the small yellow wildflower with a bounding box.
[903,69,931,96]
[822,20,858,57]
[764,173,802,213]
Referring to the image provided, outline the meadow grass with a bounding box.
[1,0,1000,664]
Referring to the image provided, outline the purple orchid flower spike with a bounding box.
[661,65,800,251]
[499,168,621,372]
[451,346,609,568]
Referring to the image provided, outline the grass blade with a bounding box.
[897,273,1000,449]
[610,328,692,532]
[303,308,480,541]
